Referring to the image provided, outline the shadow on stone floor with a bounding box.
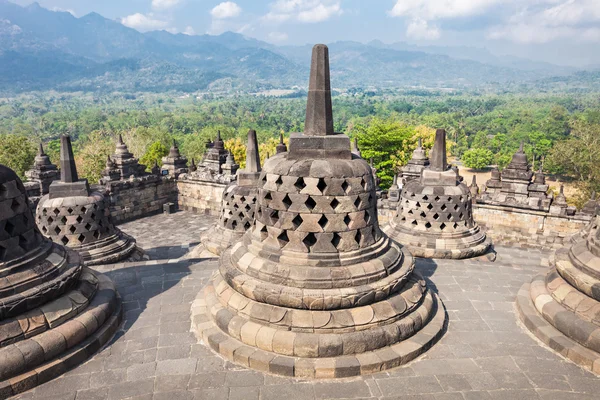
[141,243,201,260]
[94,258,210,347]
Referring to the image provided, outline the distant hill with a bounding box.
[0,1,592,94]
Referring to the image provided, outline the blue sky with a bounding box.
[8,1,600,66]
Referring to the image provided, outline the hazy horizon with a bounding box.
[5,0,600,68]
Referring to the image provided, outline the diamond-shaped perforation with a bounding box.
[85,223,92,230]
[270,210,279,224]
[425,222,432,229]
[344,215,351,227]
[42,226,48,234]
[292,214,303,229]
[341,181,349,193]
[60,236,69,245]
[441,204,447,211]
[244,221,251,230]
[305,197,316,210]
[365,210,372,224]
[422,195,428,201]
[61,216,68,224]
[355,230,363,246]
[76,215,83,223]
[318,215,328,230]
[302,232,317,250]
[440,223,446,230]
[420,211,426,218]
[264,192,272,202]
[330,198,340,210]
[67,207,74,214]
[231,220,238,229]
[4,220,15,235]
[433,213,440,220]
[54,226,61,235]
[361,177,367,190]
[282,194,292,210]
[53,208,60,216]
[317,178,327,194]
[275,176,283,188]
[81,206,86,213]
[295,177,306,191]
[94,231,101,239]
[69,225,76,234]
[10,198,20,212]
[277,231,289,248]
[354,196,361,209]
[78,234,85,243]
[245,204,252,211]
[434,196,440,202]
[331,233,341,249]
[426,203,433,210]
[411,220,418,226]
[453,204,459,211]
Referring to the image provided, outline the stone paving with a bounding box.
[11,211,600,400]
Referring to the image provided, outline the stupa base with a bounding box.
[0,269,122,397]
[201,225,244,256]
[191,272,446,379]
[517,277,600,375]
[383,226,492,260]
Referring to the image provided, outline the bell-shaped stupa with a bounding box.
[518,208,600,374]
[383,129,491,259]
[36,135,142,266]
[0,163,121,396]
[191,44,446,378]
[202,129,262,255]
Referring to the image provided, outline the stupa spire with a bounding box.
[430,129,448,172]
[304,44,334,136]
[245,129,261,173]
[60,134,78,183]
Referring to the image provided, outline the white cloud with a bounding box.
[51,7,76,16]
[211,2,242,19]
[388,0,600,43]
[406,19,440,40]
[152,0,181,10]
[183,26,196,35]
[264,0,342,24]
[268,31,289,42]
[121,13,169,32]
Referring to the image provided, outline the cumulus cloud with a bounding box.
[268,31,289,42]
[406,18,440,40]
[121,13,169,32]
[211,2,242,19]
[388,0,600,43]
[183,26,196,35]
[152,0,181,10]
[265,0,342,24]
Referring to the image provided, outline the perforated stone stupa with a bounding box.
[25,143,60,195]
[0,163,121,397]
[185,132,239,184]
[383,129,491,259]
[201,129,261,255]
[401,138,429,184]
[36,135,141,266]
[518,209,600,374]
[100,135,146,183]
[161,139,188,178]
[191,44,446,378]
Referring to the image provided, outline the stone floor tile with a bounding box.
[435,374,472,392]
[260,383,316,400]
[313,381,372,399]
[377,376,445,396]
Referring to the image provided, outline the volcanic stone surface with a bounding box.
[202,129,262,256]
[384,129,491,260]
[191,45,446,378]
[518,211,600,375]
[36,135,141,266]
[0,164,121,398]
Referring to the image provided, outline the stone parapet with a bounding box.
[177,178,228,216]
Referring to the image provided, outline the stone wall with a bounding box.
[378,202,590,250]
[177,178,227,216]
[105,176,178,223]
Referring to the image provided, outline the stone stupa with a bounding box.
[191,44,446,378]
[383,129,491,259]
[0,163,121,397]
[401,138,429,184]
[36,135,142,266]
[201,129,262,255]
[161,139,188,178]
[518,208,600,374]
[25,142,60,195]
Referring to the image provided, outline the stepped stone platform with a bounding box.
[10,210,600,400]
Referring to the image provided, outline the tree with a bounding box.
[140,141,169,171]
[546,120,600,204]
[462,148,494,170]
[74,131,114,184]
[0,134,36,179]
[353,118,415,189]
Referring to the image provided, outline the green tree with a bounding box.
[140,141,169,171]
[354,118,415,189]
[461,148,494,170]
[0,134,37,179]
[74,131,114,184]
